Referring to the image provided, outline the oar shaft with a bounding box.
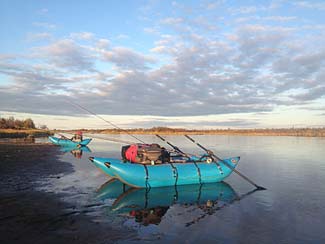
[184,134,266,190]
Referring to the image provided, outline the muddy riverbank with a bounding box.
[0,142,134,244]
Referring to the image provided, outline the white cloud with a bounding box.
[70,32,94,40]
[1,1,325,127]
[144,27,160,35]
[26,32,52,42]
[206,1,224,10]
[96,38,110,49]
[33,39,95,71]
[103,47,155,71]
[160,17,184,25]
[263,16,297,21]
[116,34,129,40]
[294,1,325,10]
[33,22,56,29]
[230,6,258,15]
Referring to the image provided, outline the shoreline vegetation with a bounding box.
[0,115,324,138]
[0,117,52,139]
[1,127,324,139]
[60,127,325,137]
[0,129,53,139]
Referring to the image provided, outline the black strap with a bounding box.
[143,164,151,189]
[173,184,179,203]
[196,183,203,203]
[170,163,178,186]
[193,162,202,184]
[144,187,151,208]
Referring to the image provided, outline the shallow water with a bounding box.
[41,134,325,243]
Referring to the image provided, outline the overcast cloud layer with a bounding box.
[0,1,324,128]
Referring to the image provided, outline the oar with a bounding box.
[184,135,266,190]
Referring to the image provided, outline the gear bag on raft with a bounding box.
[121,144,170,164]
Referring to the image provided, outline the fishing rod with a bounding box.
[58,133,70,139]
[155,134,218,164]
[84,134,136,145]
[65,99,146,144]
[156,134,225,172]
[155,134,186,155]
[57,131,137,145]
[184,134,266,190]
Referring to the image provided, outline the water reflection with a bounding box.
[59,146,91,159]
[95,180,257,227]
[96,179,131,200]
[40,134,325,242]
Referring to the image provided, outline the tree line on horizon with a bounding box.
[66,126,325,137]
[0,116,37,129]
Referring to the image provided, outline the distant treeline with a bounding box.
[0,116,36,129]
[62,126,325,137]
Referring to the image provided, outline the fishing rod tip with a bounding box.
[256,186,267,191]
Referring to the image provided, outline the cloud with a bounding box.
[191,16,217,31]
[0,60,74,95]
[33,39,95,72]
[33,22,56,29]
[116,34,129,40]
[205,1,224,10]
[0,28,320,117]
[230,6,258,15]
[0,92,77,116]
[1,1,325,122]
[70,32,94,40]
[96,38,110,49]
[26,32,52,42]
[294,1,325,10]
[120,116,261,129]
[144,27,160,34]
[291,86,325,101]
[103,47,155,71]
[263,16,297,22]
[160,17,184,25]
[235,15,297,23]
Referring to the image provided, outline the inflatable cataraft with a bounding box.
[49,131,92,147]
[89,140,240,188]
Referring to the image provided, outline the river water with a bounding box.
[40,134,325,243]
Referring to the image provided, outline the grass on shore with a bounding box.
[0,129,53,138]
[3,127,323,138]
[56,127,325,137]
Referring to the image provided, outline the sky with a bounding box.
[0,0,324,129]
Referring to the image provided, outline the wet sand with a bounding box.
[0,142,132,244]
